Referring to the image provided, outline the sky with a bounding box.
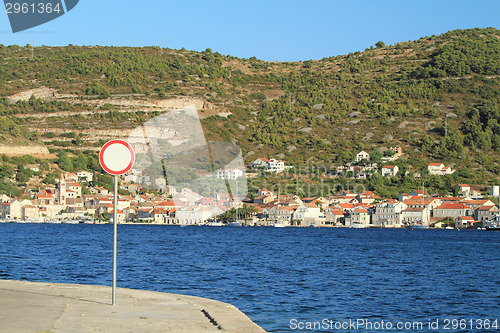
[1,0,499,62]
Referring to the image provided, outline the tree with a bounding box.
[370,150,382,163]
[0,163,14,179]
[375,41,385,48]
[15,164,31,182]
[57,152,74,172]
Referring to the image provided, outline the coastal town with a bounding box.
[1,151,499,230]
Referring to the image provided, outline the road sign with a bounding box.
[98,139,135,305]
[99,140,135,175]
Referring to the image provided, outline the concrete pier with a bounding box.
[0,280,266,333]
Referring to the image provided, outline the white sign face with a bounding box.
[99,140,135,175]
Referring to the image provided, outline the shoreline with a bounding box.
[0,220,484,230]
[0,279,266,333]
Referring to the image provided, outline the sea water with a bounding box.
[0,224,499,332]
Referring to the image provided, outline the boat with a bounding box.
[273,222,285,228]
[411,223,430,229]
[226,221,242,227]
[486,226,500,231]
[206,221,224,226]
[485,221,500,231]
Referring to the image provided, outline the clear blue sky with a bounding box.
[1,0,499,61]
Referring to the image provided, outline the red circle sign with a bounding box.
[99,140,135,175]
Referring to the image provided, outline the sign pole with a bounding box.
[112,174,118,305]
[99,139,135,306]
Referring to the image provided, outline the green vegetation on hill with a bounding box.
[0,27,500,197]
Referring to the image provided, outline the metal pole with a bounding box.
[112,175,118,305]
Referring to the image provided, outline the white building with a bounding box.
[1,199,32,220]
[251,158,287,173]
[355,151,370,162]
[347,208,371,228]
[381,165,399,177]
[491,185,500,197]
[217,168,244,180]
[372,200,406,226]
[77,171,93,183]
[292,203,322,226]
[24,164,40,172]
[428,163,455,175]
[176,206,221,225]
[401,207,431,226]
[458,184,482,198]
[67,182,82,197]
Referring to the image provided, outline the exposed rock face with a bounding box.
[0,145,50,156]
[7,87,57,104]
[9,88,217,113]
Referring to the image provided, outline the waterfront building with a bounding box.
[292,203,322,226]
[433,202,472,219]
[372,200,407,227]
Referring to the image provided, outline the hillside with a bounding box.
[0,27,500,198]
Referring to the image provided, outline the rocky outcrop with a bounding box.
[0,144,50,156]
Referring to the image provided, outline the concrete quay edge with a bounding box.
[0,279,266,333]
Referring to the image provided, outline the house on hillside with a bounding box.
[64,172,78,182]
[67,182,82,197]
[254,194,274,205]
[381,165,399,177]
[257,188,273,197]
[251,158,288,173]
[355,151,370,162]
[24,164,40,172]
[391,146,403,155]
[217,168,244,180]
[77,170,93,183]
[356,191,380,204]
[409,189,430,197]
[428,163,455,175]
[458,184,482,198]
[94,187,109,196]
